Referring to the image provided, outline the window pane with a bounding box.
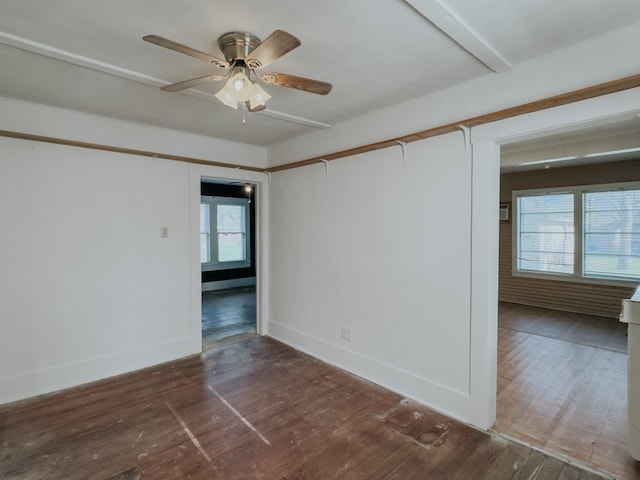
[218,232,246,262]
[584,189,640,280]
[217,204,246,262]
[200,203,211,263]
[517,194,574,274]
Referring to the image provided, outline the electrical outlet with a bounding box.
[341,326,352,342]
[160,226,169,238]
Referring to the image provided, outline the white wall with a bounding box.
[0,98,267,405]
[267,91,640,430]
[269,131,489,422]
[266,23,640,428]
[0,96,267,169]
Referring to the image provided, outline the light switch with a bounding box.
[160,226,169,238]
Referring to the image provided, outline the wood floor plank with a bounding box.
[515,450,565,479]
[1,335,613,479]
[379,399,490,479]
[496,302,638,480]
[481,442,548,480]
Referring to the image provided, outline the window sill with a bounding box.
[202,262,251,272]
[512,270,640,288]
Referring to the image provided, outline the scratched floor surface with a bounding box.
[201,286,256,348]
[1,336,609,479]
[496,302,639,480]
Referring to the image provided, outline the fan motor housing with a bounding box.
[218,32,261,62]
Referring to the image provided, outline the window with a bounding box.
[514,182,640,283]
[517,193,574,275]
[216,203,247,263]
[584,189,640,280]
[200,196,251,270]
[200,202,211,263]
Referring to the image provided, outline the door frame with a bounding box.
[467,86,640,429]
[189,164,269,353]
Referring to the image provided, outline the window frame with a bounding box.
[512,181,640,286]
[200,195,251,272]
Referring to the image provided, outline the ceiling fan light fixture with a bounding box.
[215,68,263,109]
[145,30,332,112]
[248,83,271,110]
[229,71,253,101]
[214,83,239,109]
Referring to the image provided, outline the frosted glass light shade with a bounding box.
[230,72,253,101]
[215,83,239,109]
[215,72,255,109]
[215,71,272,110]
[248,83,271,110]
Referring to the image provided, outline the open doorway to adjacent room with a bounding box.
[200,178,257,350]
[494,117,640,480]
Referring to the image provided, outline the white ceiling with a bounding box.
[1,0,640,147]
[501,116,640,172]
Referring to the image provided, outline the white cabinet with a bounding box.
[621,286,640,460]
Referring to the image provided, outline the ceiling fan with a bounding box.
[143,30,332,112]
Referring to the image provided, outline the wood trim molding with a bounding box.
[265,72,640,173]
[0,129,265,172]
[2,73,639,174]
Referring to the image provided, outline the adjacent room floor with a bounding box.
[201,286,256,350]
[496,301,639,480]
[1,335,609,479]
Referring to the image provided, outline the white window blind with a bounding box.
[584,188,640,280]
[517,193,574,275]
[200,203,211,263]
[200,196,251,270]
[513,182,640,284]
[217,203,247,263]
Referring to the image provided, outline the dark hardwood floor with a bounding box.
[1,335,608,479]
[202,286,256,349]
[496,302,639,480]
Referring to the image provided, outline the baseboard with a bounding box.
[202,277,256,292]
[0,337,196,406]
[268,321,474,426]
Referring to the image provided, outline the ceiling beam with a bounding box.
[404,0,511,73]
[0,30,171,91]
[0,30,330,130]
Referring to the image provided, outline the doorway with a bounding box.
[200,178,257,349]
[492,118,640,479]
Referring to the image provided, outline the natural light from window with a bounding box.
[514,183,640,283]
[200,203,211,264]
[517,193,574,275]
[200,196,251,270]
[583,189,640,280]
[217,204,246,263]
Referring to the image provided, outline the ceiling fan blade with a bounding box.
[245,101,267,113]
[245,30,300,69]
[261,72,332,95]
[143,35,229,68]
[161,74,226,92]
